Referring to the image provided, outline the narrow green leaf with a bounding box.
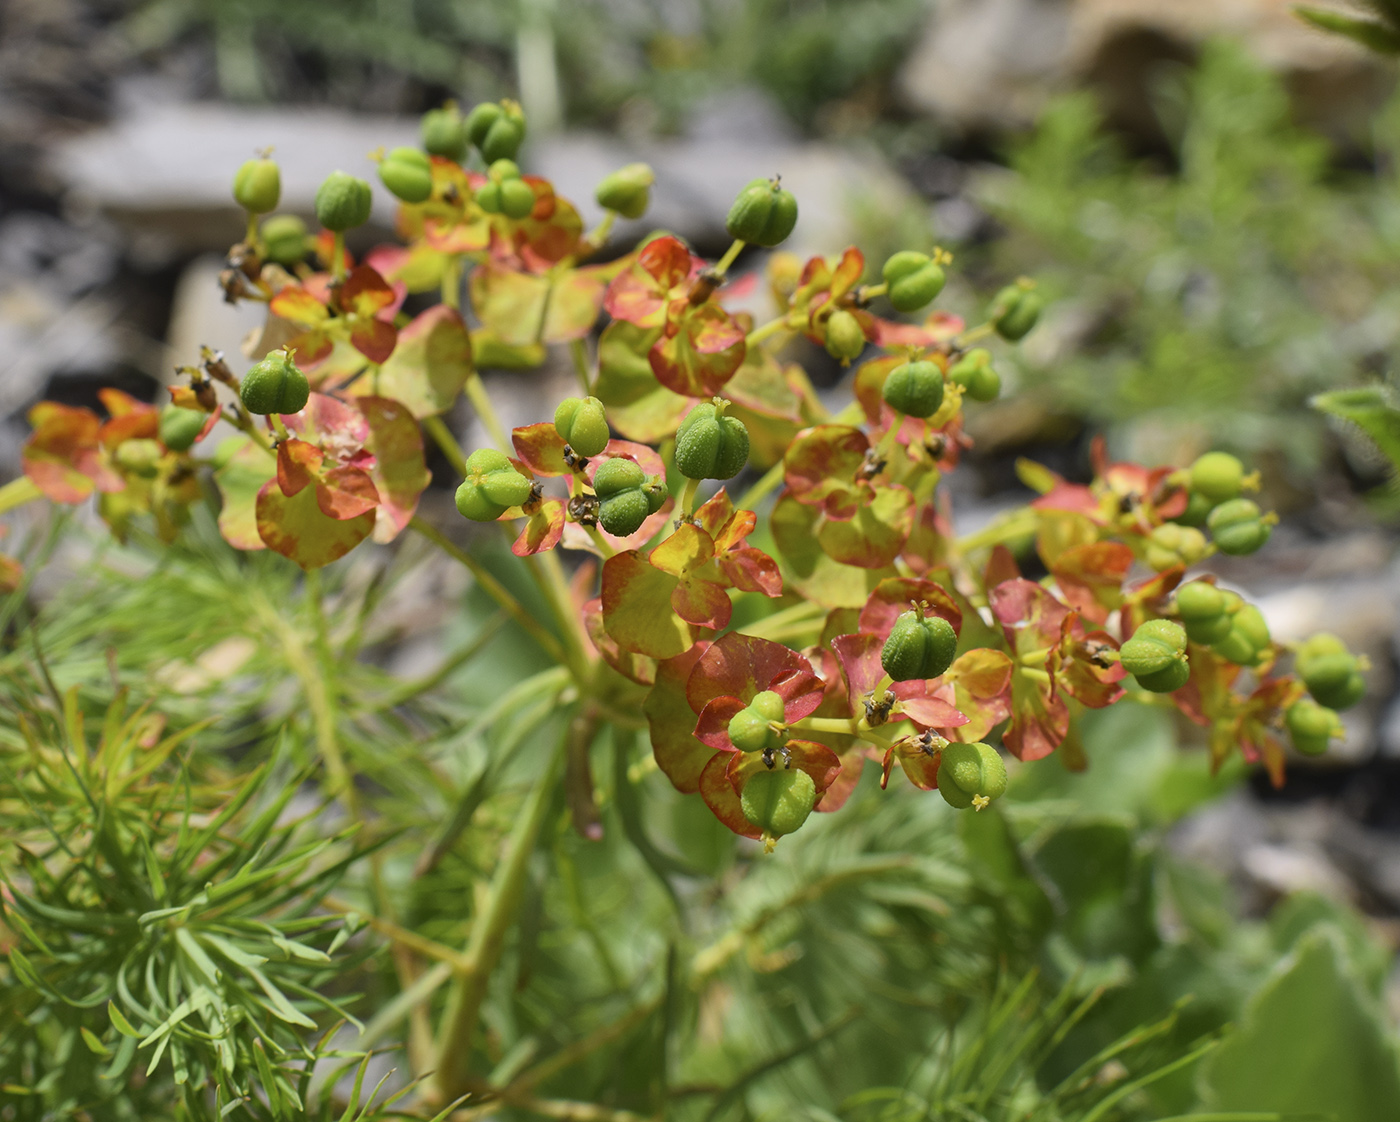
[79,1026,111,1057]
[1312,386,1400,476]
[1294,6,1400,53]
[109,1001,141,1038]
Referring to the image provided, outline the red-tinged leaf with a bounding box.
[1051,622,1126,709]
[351,305,472,419]
[97,389,159,446]
[645,643,712,791]
[277,438,321,497]
[725,345,803,421]
[718,547,783,597]
[992,578,1072,654]
[891,682,969,729]
[1051,541,1134,624]
[700,751,761,839]
[22,402,119,502]
[817,484,915,569]
[316,465,379,520]
[337,265,398,318]
[269,285,330,327]
[650,303,747,398]
[685,632,823,720]
[512,423,571,477]
[651,522,714,577]
[583,597,656,686]
[357,396,430,542]
[472,260,612,346]
[831,631,887,709]
[894,740,943,791]
[783,425,868,518]
[603,236,698,327]
[859,577,963,640]
[540,266,611,343]
[255,478,374,570]
[509,184,587,268]
[601,550,694,659]
[694,695,748,751]
[1033,481,1107,522]
[939,649,1015,742]
[214,438,275,550]
[672,575,731,629]
[594,320,695,442]
[1035,512,1099,569]
[424,208,491,255]
[585,439,667,483]
[0,552,22,594]
[695,489,746,545]
[984,544,1022,590]
[350,318,398,364]
[287,330,335,369]
[772,493,895,609]
[284,392,369,447]
[815,750,863,811]
[724,739,842,800]
[363,242,448,295]
[1003,672,1070,762]
[512,499,565,556]
[901,500,955,577]
[870,310,965,349]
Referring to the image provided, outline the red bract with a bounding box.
[22,390,162,503]
[269,266,405,368]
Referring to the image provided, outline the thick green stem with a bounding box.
[423,415,469,477]
[736,459,784,512]
[678,477,701,520]
[745,314,793,350]
[0,476,43,517]
[954,509,1040,554]
[466,373,511,453]
[713,238,745,278]
[331,232,347,283]
[569,339,593,396]
[434,726,568,1102]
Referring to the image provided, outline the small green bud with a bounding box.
[480,104,526,163]
[464,102,502,149]
[499,178,537,220]
[422,105,468,161]
[114,438,163,478]
[598,489,652,537]
[158,404,208,452]
[592,456,646,498]
[489,159,522,181]
[233,157,281,214]
[1189,451,1246,504]
[1175,580,1233,644]
[881,360,945,419]
[315,171,373,232]
[378,147,434,204]
[1171,490,1216,528]
[643,480,669,514]
[240,350,310,415]
[455,448,533,522]
[674,402,750,480]
[1119,619,1189,692]
[750,690,786,724]
[741,766,817,840]
[475,180,503,214]
[1287,700,1341,757]
[728,690,786,754]
[882,251,946,313]
[1211,604,1271,667]
[554,396,611,458]
[824,308,866,364]
[1207,497,1272,556]
[725,177,799,248]
[1144,522,1208,572]
[261,214,308,267]
[989,281,1042,341]
[937,742,1007,810]
[1296,634,1364,710]
[881,610,958,682]
[947,349,1000,402]
[595,162,655,219]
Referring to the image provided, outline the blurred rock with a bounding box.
[897,0,1393,143]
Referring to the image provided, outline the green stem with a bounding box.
[434,725,568,1102]
[423,415,469,477]
[737,459,785,512]
[955,321,994,348]
[269,413,290,442]
[466,373,511,453]
[954,509,1040,554]
[441,255,463,312]
[222,406,275,455]
[569,339,593,396]
[713,238,745,278]
[0,476,42,517]
[244,212,259,247]
[745,314,793,350]
[331,231,347,283]
[741,600,825,642]
[409,516,567,666]
[678,477,701,520]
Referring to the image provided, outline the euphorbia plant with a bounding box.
[0,96,1368,1109]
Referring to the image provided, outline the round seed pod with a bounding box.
[240,350,309,415]
[554,396,611,458]
[1144,522,1208,572]
[728,706,780,753]
[749,690,786,724]
[1119,619,1188,692]
[1207,498,1272,556]
[598,488,652,537]
[315,171,373,232]
[1295,634,1353,694]
[463,102,501,149]
[881,611,958,682]
[741,767,817,838]
[455,449,532,522]
[596,163,655,220]
[937,742,1008,810]
[1172,490,1216,528]
[674,403,750,480]
[1311,671,1366,711]
[475,180,503,214]
[481,110,525,163]
[499,178,537,220]
[158,405,208,452]
[824,309,866,364]
[1175,581,1233,644]
[114,438,162,478]
[1134,659,1192,693]
[261,214,308,267]
[592,456,646,499]
[882,251,946,312]
[643,480,669,514]
[725,177,799,247]
[1211,604,1271,667]
[989,283,1043,341]
[233,157,281,214]
[1287,700,1340,757]
[1189,451,1245,504]
[881,361,945,419]
[947,349,1000,402]
[421,105,467,161]
[378,147,433,204]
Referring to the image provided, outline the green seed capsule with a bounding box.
[475,181,503,214]
[1119,619,1189,691]
[1144,522,1208,572]
[824,309,866,364]
[881,610,959,682]
[158,404,208,452]
[1175,581,1233,644]
[947,349,1000,402]
[114,438,163,478]
[1287,700,1340,756]
[1172,490,1216,528]
[455,448,532,522]
[741,767,817,839]
[989,282,1042,341]
[592,456,646,498]
[1189,451,1245,504]
[464,103,501,149]
[421,105,467,161]
[643,480,669,514]
[261,214,308,267]
[882,250,947,312]
[554,396,611,458]
[315,171,373,232]
[1312,671,1366,711]
[728,708,774,753]
[937,742,1008,810]
[1207,497,1272,556]
[378,147,433,204]
[598,489,652,537]
[240,350,310,415]
[233,157,281,214]
[725,177,799,247]
[481,113,525,163]
[750,690,786,724]
[1211,604,1271,667]
[674,403,750,480]
[881,361,945,419]
[499,178,537,220]
[595,162,655,220]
